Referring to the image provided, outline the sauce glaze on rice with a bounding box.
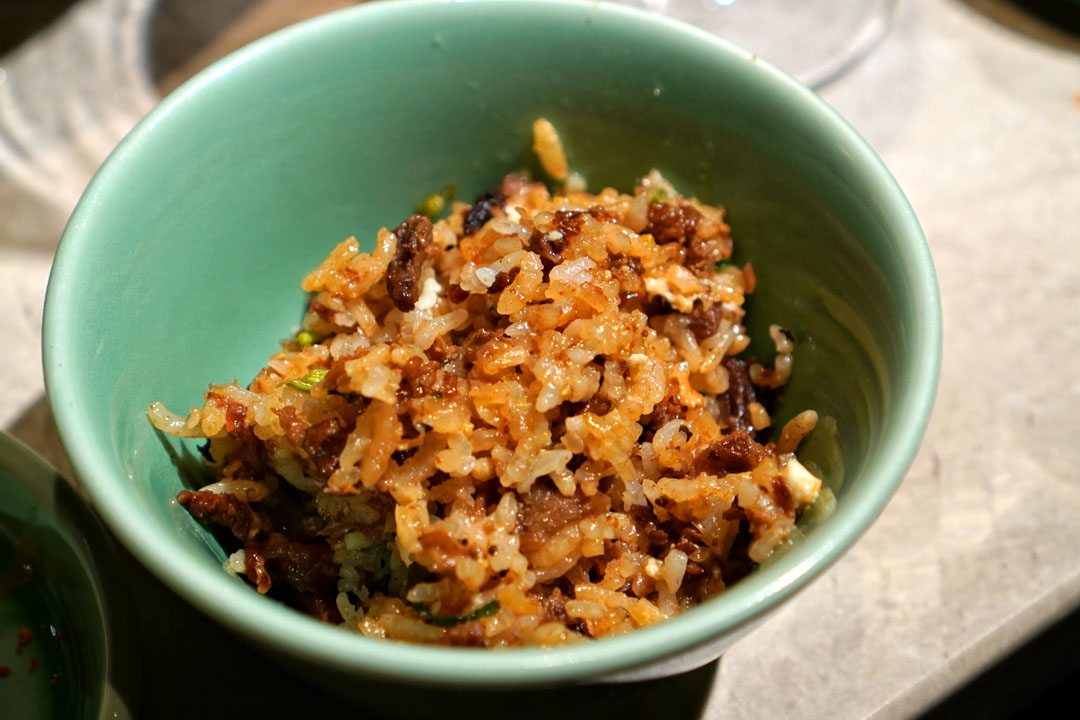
[149,130,824,646]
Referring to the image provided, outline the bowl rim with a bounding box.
[43,0,942,686]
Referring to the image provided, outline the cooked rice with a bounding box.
[149,122,824,646]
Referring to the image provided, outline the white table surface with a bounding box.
[2,1,1078,717]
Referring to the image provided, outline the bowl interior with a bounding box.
[44,0,939,686]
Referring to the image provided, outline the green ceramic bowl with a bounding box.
[0,434,136,718]
[44,0,940,690]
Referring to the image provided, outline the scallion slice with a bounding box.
[284,368,328,392]
[410,600,500,627]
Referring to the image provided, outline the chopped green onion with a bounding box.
[714,258,734,271]
[416,193,445,219]
[411,600,500,627]
[416,185,458,220]
[284,368,328,392]
[295,329,324,346]
[648,187,670,204]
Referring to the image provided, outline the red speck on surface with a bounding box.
[16,627,31,650]
[48,672,59,685]
[29,657,39,672]
[0,667,11,678]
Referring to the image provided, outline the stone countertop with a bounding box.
[1,1,1078,717]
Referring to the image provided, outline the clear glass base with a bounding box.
[623,0,898,89]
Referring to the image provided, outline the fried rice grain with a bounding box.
[149,126,825,646]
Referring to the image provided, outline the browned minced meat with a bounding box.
[243,533,341,622]
[463,190,502,236]
[771,476,795,516]
[427,335,454,362]
[673,546,708,578]
[486,266,520,293]
[386,214,434,312]
[518,484,610,556]
[399,358,457,403]
[177,490,269,541]
[273,405,308,444]
[681,523,705,545]
[673,526,709,579]
[713,509,756,583]
[720,357,757,433]
[303,417,349,477]
[208,393,248,434]
[683,235,727,273]
[628,505,671,549]
[400,356,440,399]
[672,526,702,557]
[642,395,686,431]
[446,283,470,304]
[695,429,770,476]
[426,334,462,364]
[607,254,645,306]
[178,486,339,621]
[646,201,733,274]
[528,228,569,275]
[552,210,587,238]
[686,300,725,342]
[645,201,701,244]
[682,559,706,580]
[607,254,644,279]
[225,400,247,433]
[681,563,728,603]
[588,205,619,224]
